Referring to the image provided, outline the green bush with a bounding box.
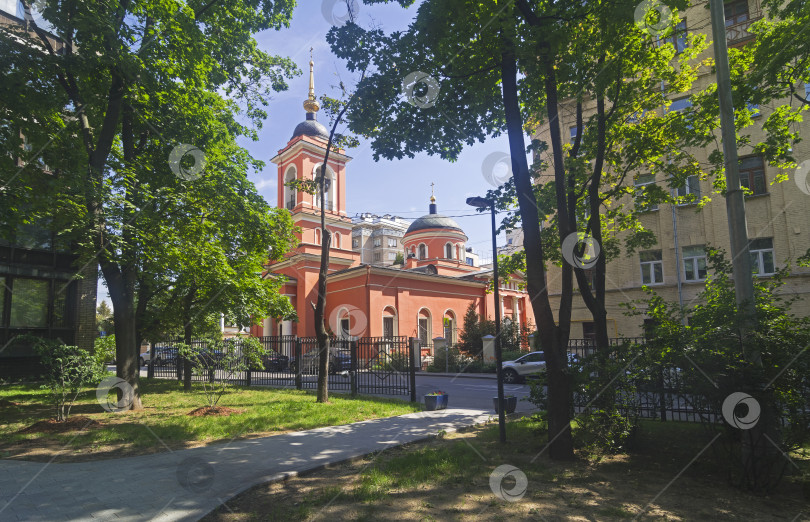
[93,335,116,367]
[34,338,106,421]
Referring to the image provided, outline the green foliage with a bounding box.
[96,302,114,335]
[93,335,116,367]
[178,336,267,408]
[457,303,531,356]
[370,351,410,372]
[393,252,404,265]
[625,249,810,489]
[34,339,105,421]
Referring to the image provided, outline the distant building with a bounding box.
[351,213,408,266]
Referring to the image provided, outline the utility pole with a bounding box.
[708,0,759,364]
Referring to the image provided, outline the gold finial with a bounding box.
[303,49,320,114]
[430,182,436,203]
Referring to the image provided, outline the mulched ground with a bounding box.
[0,399,20,408]
[17,415,101,434]
[187,406,244,417]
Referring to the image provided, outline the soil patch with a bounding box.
[18,415,101,434]
[188,406,244,417]
[0,399,20,408]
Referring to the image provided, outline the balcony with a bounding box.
[286,199,295,210]
[725,14,761,44]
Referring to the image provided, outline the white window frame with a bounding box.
[634,174,658,212]
[675,174,701,204]
[640,251,664,285]
[682,245,707,282]
[750,238,775,276]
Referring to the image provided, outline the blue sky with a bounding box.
[98,0,527,305]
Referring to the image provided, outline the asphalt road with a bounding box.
[414,374,537,413]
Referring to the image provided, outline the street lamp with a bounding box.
[466,196,506,444]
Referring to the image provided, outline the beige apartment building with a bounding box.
[351,213,409,266]
[520,0,810,339]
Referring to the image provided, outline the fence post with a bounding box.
[295,338,303,390]
[409,337,417,403]
[350,340,358,397]
[433,337,447,372]
[176,354,183,382]
[246,365,251,387]
[658,365,667,421]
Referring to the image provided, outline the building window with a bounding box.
[668,97,692,113]
[418,244,427,259]
[373,252,381,262]
[634,173,658,212]
[373,238,381,247]
[315,228,321,245]
[9,278,49,328]
[283,166,297,210]
[388,252,396,260]
[750,238,775,276]
[445,243,453,259]
[569,125,581,144]
[340,317,351,338]
[675,175,701,204]
[660,20,688,53]
[387,238,397,247]
[352,238,359,248]
[334,232,341,249]
[466,257,474,266]
[582,322,596,345]
[682,245,707,281]
[724,0,749,26]
[418,311,431,346]
[739,156,767,196]
[640,250,664,285]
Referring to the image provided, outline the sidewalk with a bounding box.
[0,408,492,522]
[417,371,497,380]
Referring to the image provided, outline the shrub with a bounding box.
[178,336,266,408]
[34,339,106,421]
[93,335,116,367]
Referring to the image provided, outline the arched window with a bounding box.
[417,308,432,346]
[418,244,427,260]
[313,164,336,211]
[283,166,297,210]
[334,231,341,249]
[456,244,462,260]
[410,247,416,257]
[315,228,321,245]
[445,243,453,259]
[382,306,398,339]
[443,310,456,344]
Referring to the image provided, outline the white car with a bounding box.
[502,351,546,384]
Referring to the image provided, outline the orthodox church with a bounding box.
[251,61,532,347]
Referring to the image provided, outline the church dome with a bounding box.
[405,213,464,235]
[291,117,329,140]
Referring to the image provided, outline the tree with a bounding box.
[326,0,703,459]
[96,301,114,335]
[1,1,297,409]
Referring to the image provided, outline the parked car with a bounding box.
[290,349,350,375]
[257,351,290,372]
[139,349,151,367]
[152,345,179,366]
[502,351,546,384]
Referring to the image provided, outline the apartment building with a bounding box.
[525,0,810,339]
[351,213,409,266]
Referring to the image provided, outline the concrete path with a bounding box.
[0,408,493,522]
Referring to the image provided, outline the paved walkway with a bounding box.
[0,408,493,521]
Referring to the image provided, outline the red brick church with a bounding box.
[250,61,532,347]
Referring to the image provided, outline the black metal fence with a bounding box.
[146,336,418,400]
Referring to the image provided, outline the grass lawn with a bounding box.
[0,378,420,462]
[201,417,810,521]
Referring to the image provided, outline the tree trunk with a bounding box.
[314,169,331,403]
[500,47,574,460]
[103,264,143,410]
[182,287,196,391]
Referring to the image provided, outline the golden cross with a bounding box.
[430,182,435,197]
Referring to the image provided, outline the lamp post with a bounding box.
[466,196,506,443]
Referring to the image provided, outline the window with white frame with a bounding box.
[640,250,664,285]
[682,245,707,281]
[749,238,775,276]
[675,175,701,203]
[373,238,381,247]
[352,238,359,248]
[387,238,397,247]
[445,243,453,259]
[418,244,427,259]
[634,173,658,212]
[388,252,396,260]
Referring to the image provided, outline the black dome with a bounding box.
[405,214,464,235]
[291,118,329,140]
